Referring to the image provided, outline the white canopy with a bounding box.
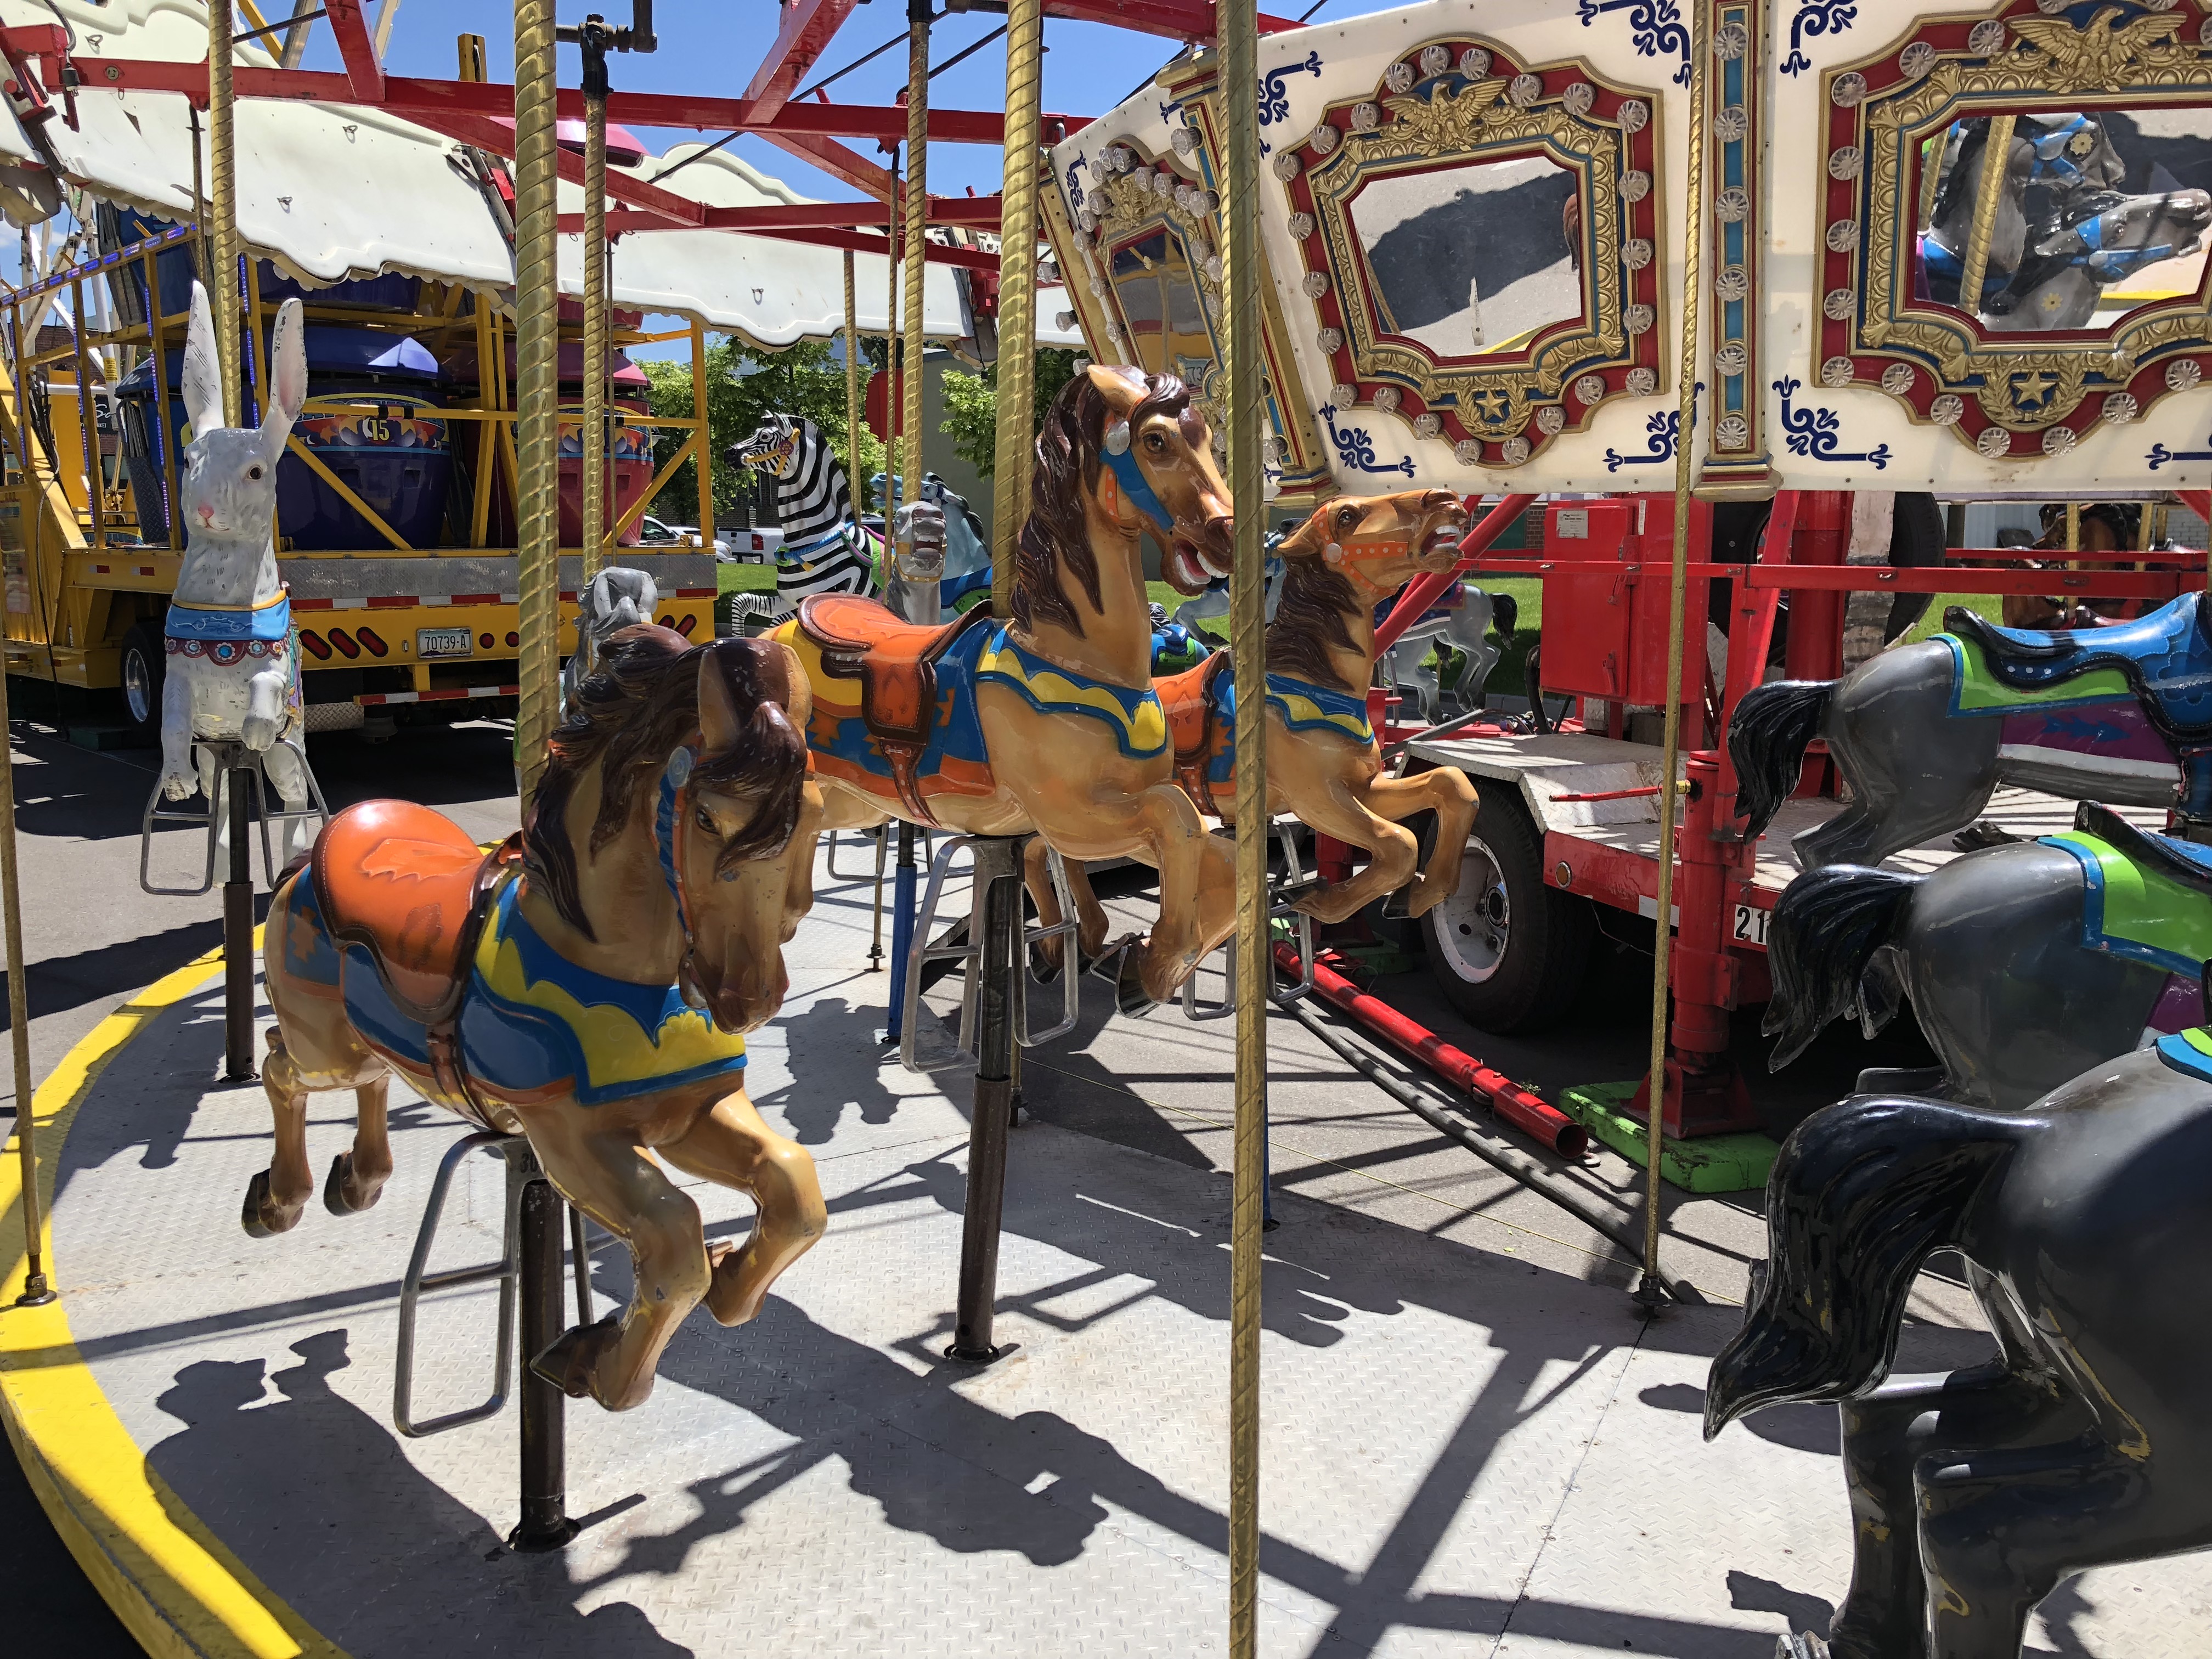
[0,0,1076,349]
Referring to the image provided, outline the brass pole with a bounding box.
[513,0,561,804]
[205,0,241,428]
[990,0,1043,618]
[692,318,713,556]
[844,250,861,497]
[581,72,609,598]
[1957,115,2015,320]
[2,652,50,1306]
[1222,0,1266,1647]
[1641,0,1712,1301]
[901,4,928,542]
[888,164,901,510]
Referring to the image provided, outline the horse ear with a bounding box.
[1082,362,1147,417]
[260,298,308,454]
[766,638,812,731]
[180,281,227,441]
[1276,503,1330,560]
[698,637,809,753]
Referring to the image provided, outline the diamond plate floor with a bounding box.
[37,847,2212,1656]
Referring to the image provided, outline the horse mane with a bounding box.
[1267,552,1363,693]
[1012,369,1190,638]
[523,628,809,942]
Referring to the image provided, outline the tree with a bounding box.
[936,347,1082,477]
[640,335,886,527]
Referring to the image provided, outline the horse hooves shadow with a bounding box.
[321,1152,381,1217]
[240,1169,300,1240]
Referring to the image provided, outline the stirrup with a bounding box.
[1182,817,1318,1021]
[139,736,331,896]
[899,835,1084,1071]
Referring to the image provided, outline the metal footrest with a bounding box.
[900,834,1084,1071]
[1182,818,1317,1021]
[138,736,331,896]
[393,1133,591,1439]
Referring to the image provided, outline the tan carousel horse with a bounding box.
[772,364,1239,1010]
[1034,489,1482,958]
[253,629,828,1410]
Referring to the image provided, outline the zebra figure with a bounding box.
[729,414,883,614]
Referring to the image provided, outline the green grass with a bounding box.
[720,561,778,594]
[1898,591,2000,645]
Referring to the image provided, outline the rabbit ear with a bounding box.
[258,298,308,457]
[180,281,227,441]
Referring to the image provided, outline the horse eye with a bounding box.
[247,465,263,480]
[1145,430,1166,452]
[694,804,718,835]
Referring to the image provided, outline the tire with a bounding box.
[1422,791,1593,1034]
[119,623,165,743]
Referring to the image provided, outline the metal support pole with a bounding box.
[579,33,610,603]
[885,822,917,1041]
[222,764,256,1082]
[1639,0,1712,1312]
[947,837,1018,1363]
[843,250,861,505]
[507,1147,577,1552]
[990,0,1043,617]
[1957,115,2015,321]
[900,0,928,543]
[887,164,900,504]
[1221,0,1266,1648]
[205,0,242,429]
[512,0,561,807]
[0,664,53,1306]
[868,823,887,971]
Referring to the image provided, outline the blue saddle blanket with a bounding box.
[166,589,292,643]
[1955,591,2212,736]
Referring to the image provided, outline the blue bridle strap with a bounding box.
[1104,445,1176,538]
[657,742,696,909]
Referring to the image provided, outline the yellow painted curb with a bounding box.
[0,934,348,1659]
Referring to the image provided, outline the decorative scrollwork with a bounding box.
[1577,0,1691,89]
[1775,376,1892,467]
[1320,404,1417,477]
[1782,0,1859,78]
[1258,49,1325,156]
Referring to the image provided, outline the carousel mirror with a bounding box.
[1914,106,2212,334]
[1105,224,1216,382]
[1345,155,1583,359]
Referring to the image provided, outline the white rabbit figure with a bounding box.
[157,284,315,859]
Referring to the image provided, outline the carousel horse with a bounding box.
[877,469,993,613]
[1706,1040,2212,1658]
[730,413,883,612]
[1033,489,1482,958]
[1730,588,2212,870]
[1920,111,2125,312]
[253,629,828,1412]
[1763,800,2212,1112]
[1381,582,1519,725]
[772,364,1238,1012]
[1982,185,2212,332]
[154,283,318,857]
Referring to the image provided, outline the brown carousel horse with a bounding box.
[253,629,828,1410]
[773,364,1238,1010]
[1033,489,1482,960]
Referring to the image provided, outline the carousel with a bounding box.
[3,1,2212,1656]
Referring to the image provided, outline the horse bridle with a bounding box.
[657,734,716,1011]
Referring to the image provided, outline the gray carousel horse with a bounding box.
[1730,591,2212,870]
[1982,185,2212,331]
[1920,112,2124,313]
[1763,801,2212,1112]
[1380,584,1519,724]
[559,566,658,718]
[1706,1036,2212,1658]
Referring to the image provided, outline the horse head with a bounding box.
[729,413,804,482]
[1275,489,1470,598]
[674,636,823,1033]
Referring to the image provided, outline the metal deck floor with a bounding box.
[38,847,2212,1656]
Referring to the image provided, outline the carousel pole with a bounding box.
[512,0,561,806]
[579,22,611,618]
[207,0,255,1082]
[204,0,241,428]
[844,249,861,511]
[1956,115,2015,326]
[899,0,928,568]
[1639,0,1713,1311]
[2,669,53,1308]
[1221,0,1267,1645]
[990,0,1043,615]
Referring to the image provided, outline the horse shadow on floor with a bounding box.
[748,995,907,1147]
[145,1329,690,1657]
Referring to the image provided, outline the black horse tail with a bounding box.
[1763,864,1921,1071]
[1488,589,1519,641]
[1728,679,1832,842]
[1705,1095,2038,1437]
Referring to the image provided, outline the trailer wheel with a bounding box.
[1423,793,1592,1034]
[119,624,165,742]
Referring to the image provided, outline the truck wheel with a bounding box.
[1423,793,1592,1034]
[119,624,165,742]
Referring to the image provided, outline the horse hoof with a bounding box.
[528,1314,623,1403]
[240,1169,300,1239]
[322,1152,382,1216]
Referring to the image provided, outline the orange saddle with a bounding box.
[311,800,520,1025]
[796,593,990,748]
[1157,652,1228,814]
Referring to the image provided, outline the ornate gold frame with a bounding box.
[1819,1,2212,456]
[1284,38,1667,462]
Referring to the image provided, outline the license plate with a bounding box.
[1732,903,1770,947]
[416,625,473,659]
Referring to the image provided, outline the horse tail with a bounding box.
[1705,1095,2037,1437]
[1488,589,1518,641]
[1727,679,1832,842]
[1763,864,1921,1070]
